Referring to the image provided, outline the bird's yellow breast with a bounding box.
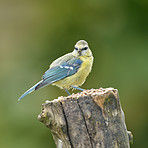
[52,55,93,89]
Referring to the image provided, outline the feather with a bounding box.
[35,58,82,90]
[18,80,43,101]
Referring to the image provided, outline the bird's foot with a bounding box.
[71,86,84,91]
[64,89,71,96]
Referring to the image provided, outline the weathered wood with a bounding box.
[38,88,133,148]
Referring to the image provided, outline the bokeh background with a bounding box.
[0,0,148,148]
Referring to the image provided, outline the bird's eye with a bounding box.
[82,47,88,50]
[75,47,78,50]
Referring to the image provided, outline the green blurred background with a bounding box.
[0,0,148,148]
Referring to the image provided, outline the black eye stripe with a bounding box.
[74,47,88,51]
[82,47,88,50]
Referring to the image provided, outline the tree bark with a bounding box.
[38,88,133,148]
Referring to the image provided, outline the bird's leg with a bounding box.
[64,88,71,96]
[71,85,84,91]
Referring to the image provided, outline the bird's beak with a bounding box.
[78,49,81,52]
[78,49,81,56]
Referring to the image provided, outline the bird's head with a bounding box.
[72,40,92,57]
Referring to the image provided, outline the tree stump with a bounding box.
[38,88,133,148]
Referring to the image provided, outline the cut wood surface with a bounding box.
[38,88,133,148]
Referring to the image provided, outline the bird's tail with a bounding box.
[18,80,43,101]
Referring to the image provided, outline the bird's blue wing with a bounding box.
[18,58,82,101]
[35,58,82,90]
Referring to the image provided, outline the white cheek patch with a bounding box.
[72,50,77,55]
[60,65,74,70]
[82,50,87,55]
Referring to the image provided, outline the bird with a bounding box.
[18,40,94,101]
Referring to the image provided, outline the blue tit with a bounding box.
[18,40,94,101]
